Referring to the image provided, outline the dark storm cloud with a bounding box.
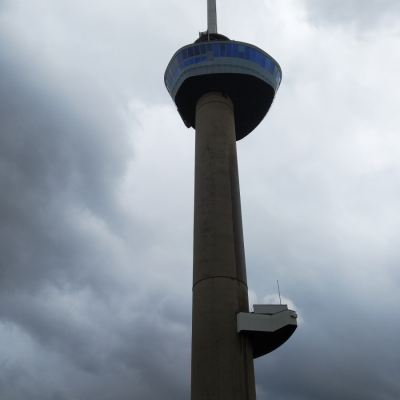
[236,2,400,396]
[245,207,400,400]
[254,300,400,400]
[0,43,129,292]
[1,1,400,399]
[0,26,190,399]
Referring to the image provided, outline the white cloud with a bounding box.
[1,0,399,399]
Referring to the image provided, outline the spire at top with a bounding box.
[208,0,218,34]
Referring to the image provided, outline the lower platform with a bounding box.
[237,304,297,358]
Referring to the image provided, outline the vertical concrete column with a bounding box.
[191,92,256,400]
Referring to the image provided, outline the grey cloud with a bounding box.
[0,44,131,293]
[1,0,400,399]
[252,288,400,399]
[304,0,400,28]
[236,4,400,396]
[0,24,190,399]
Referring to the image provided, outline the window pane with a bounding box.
[245,46,250,60]
[233,44,239,57]
[265,57,272,72]
[250,49,257,62]
[259,53,264,65]
[212,44,219,57]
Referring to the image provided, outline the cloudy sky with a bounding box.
[1,0,399,399]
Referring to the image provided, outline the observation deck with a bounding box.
[164,39,282,140]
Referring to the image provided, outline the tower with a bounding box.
[165,1,297,399]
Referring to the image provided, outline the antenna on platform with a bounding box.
[277,280,282,305]
[208,0,218,34]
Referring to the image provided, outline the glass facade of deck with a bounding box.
[165,41,281,96]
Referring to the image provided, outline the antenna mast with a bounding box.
[208,0,218,34]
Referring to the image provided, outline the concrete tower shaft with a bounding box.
[192,92,255,399]
[164,3,298,399]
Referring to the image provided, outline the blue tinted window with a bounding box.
[167,43,278,85]
[236,46,243,58]
[229,44,236,57]
[262,56,268,69]
[212,44,220,57]
[256,53,264,67]
[266,58,274,73]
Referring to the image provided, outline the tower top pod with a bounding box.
[164,1,282,140]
